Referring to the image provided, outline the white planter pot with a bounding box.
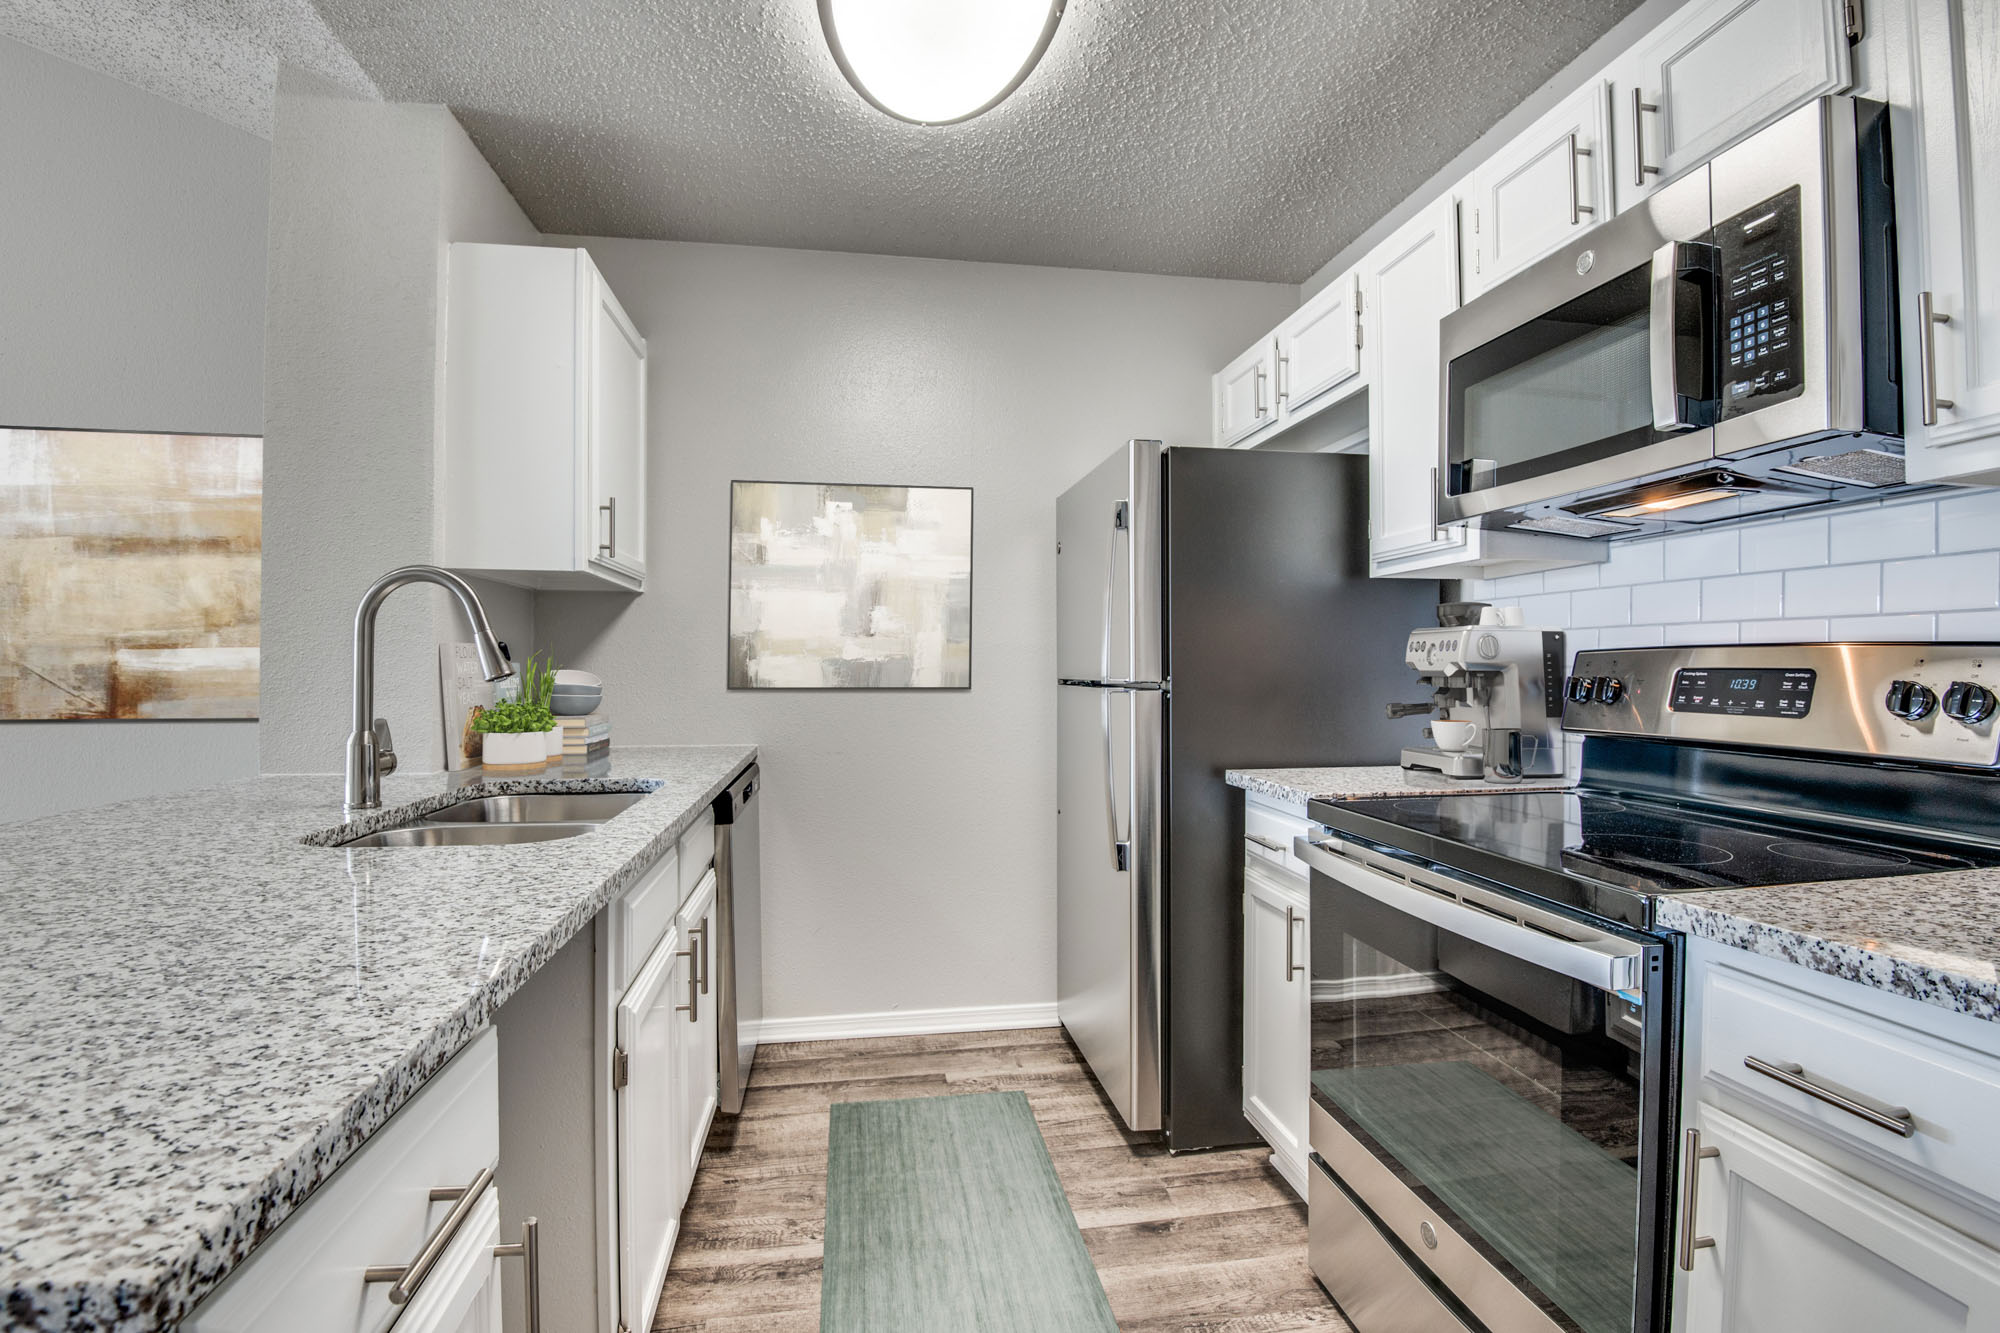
[545,725,564,757]
[482,730,547,768]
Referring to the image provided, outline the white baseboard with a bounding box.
[748,1001,1061,1044]
[1311,971,1445,1004]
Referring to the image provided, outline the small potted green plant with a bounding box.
[471,655,559,769]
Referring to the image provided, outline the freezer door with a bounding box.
[1056,441,1161,686]
[1057,680,1162,1132]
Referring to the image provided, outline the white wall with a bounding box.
[260,72,538,776]
[533,238,1296,1026]
[0,35,267,823]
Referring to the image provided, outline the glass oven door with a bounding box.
[1299,834,1673,1333]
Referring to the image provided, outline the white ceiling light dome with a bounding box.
[820,0,1066,125]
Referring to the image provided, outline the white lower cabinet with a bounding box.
[1674,940,2000,1332]
[615,922,689,1333]
[1242,851,1310,1199]
[1678,1105,2000,1332]
[678,868,721,1191]
[187,1030,517,1333]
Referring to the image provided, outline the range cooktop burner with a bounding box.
[1762,839,1914,869]
[1576,834,1735,867]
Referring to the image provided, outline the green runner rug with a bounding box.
[820,1090,1119,1333]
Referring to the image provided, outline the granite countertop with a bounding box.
[1225,764,1573,805]
[1657,875,2000,1025]
[0,744,755,1333]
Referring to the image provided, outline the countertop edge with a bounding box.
[1656,897,2000,1025]
[39,747,756,1333]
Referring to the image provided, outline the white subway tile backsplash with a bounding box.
[1488,492,2000,654]
[1598,540,1665,586]
[1740,516,1827,572]
[1518,592,1572,625]
[1740,618,1828,643]
[1830,501,1935,561]
[1647,579,1703,623]
[1784,563,1880,617]
[1699,572,1783,620]
[1937,490,2000,554]
[1663,529,1739,579]
[1542,562,1603,592]
[1665,622,1738,644]
[1597,625,1666,648]
[1569,586,1632,626]
[1881,552,2000,612]
[1827,613,1937,640]
[1939,610,2000,639]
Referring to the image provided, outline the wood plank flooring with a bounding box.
[652,1026,1347,1332]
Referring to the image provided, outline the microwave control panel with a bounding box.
[1716,185,1805,417]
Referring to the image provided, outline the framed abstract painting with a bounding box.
[728,481,972,689]
[0,427,261,720]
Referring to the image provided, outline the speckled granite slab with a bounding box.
[1225,764,1573,806]
[0,744,754,1333]
[1658,875,2000,1025]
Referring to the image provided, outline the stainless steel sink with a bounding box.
[331,789,648,848]
[340,822,601,849]
[425,792,647,824]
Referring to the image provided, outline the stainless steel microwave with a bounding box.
[1438,97,1905,538]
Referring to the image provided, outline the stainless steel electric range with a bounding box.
[1297,643,2000,1333]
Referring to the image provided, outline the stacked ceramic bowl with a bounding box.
[551,669,603,716]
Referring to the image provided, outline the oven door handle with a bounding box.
[1295,837,1645,996]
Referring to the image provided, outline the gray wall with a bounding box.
[536,237,1296,1025]
[0,35,267,822]
[260,73,537,777]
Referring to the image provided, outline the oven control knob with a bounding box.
[1943,681,1997,726]
[1884,679,1937,721]
[1565,675,1595,704]
[1594,677,1625,705]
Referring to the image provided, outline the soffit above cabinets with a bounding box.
[308,0,1642,282]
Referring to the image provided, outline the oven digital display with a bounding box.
[1670,667,1815,717]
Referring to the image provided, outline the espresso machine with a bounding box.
[1389,604,1567,780]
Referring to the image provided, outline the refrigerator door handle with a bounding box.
[1103,688,1129,872]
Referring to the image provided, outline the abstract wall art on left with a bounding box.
[0,428,261,720]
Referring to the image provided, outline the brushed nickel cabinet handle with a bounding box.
[365,1163,495,1304]
[1632,88,1661,187]
[599,496,616,557]
[1568,132,1594,224]
[695,917,710,995]
[1919,291,1956,425]
[1284,905,1305,980]
[677,946,699,1021]
[1744,1055,1915,1137]
[493,1216,542,1333]
[1677,1128,1720,1271]
[1253,365,1268,418]
[1276,354,1290,403]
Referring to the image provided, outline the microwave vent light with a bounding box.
[1598,487,1743,518]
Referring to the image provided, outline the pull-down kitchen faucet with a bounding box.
[347,565,513,812]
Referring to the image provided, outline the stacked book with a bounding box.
[559,712,610,762]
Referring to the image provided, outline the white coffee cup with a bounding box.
[1432,719,1479,753]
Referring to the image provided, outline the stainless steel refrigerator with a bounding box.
[1057,441,1437,1150]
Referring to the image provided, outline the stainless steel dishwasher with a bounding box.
[714,764,761,1115]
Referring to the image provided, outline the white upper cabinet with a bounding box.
[443,243,648,592]
[1276,271,1364,416]
[1610,0,1854,213]
[1214,338,1278,447]
[1461,81,1613,302]
[1900,0,2000,482]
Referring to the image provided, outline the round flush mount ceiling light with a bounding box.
[819,0,1066,125]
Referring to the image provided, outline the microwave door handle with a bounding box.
[1650,241,1689,431]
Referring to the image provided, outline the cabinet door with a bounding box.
[1462,81,1611,301]
[678,869,721,1196]
[1364,196,1468,565]
[1242,861,1309,1199]
[586,262,648,581]
[1677,1106,2000,1332]
[1214,338,1278,446]
[615,926,687,1333]
[1903,0,2000,480]
[1277,273,1363,417]
[1612,0,1851,212]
